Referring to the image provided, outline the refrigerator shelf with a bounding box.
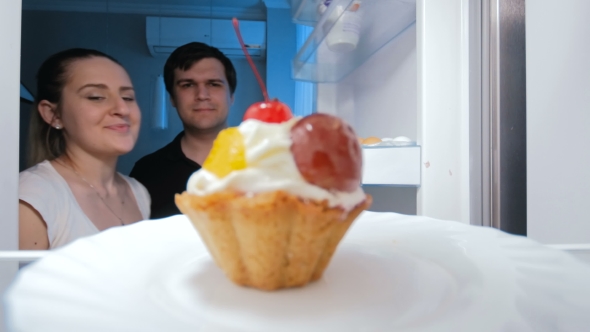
[292,0,416,83]
[361,145,421,187]
[290,0,322,26]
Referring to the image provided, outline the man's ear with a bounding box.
[37,100,60,127]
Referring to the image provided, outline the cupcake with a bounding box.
[175,112,371,291]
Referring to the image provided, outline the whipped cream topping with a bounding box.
[186,118,366,211]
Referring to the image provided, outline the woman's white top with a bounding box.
[19,160,151,249]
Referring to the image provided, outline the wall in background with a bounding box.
[265,8,296,110]
[20,10,265,174]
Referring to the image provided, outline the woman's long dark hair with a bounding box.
[28,48,121,167]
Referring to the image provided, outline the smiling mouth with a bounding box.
[106,124,130,132]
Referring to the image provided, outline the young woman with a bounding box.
[19,48,150,250]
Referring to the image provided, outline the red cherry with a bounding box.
[232,19,293,124]
[290,113,362,192]
[243,99,293,123]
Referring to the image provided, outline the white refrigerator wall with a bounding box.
[317,0,471,222]
[0,0,22,330]
[417,0,471,223]
[527,0,590,245]
[0,0,21,252]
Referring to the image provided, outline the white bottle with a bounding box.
[319,0,362,53]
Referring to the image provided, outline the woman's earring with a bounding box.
[54,124,62,130]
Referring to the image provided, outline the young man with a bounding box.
[130,42,236,219]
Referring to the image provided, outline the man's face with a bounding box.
[170,58,234,132]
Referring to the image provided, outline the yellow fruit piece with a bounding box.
[203,127,247,178]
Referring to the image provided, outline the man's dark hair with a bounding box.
[163,42,237,97]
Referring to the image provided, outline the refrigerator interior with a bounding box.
[293,0,419,215]
[319,23,418,214]
[292,0,476,223]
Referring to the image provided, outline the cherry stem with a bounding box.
[232,18,269,102]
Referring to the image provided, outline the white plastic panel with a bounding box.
[145,17,160,50]
[146,17,212,56]
[0,1,22,329]
[526,0,590,244]
[159,17,211,46]
[0,3,20,250]
[211,19,266,50]
[362,146,421,186]
[146,17,266,57]
[417,0,471,223]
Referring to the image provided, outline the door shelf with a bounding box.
[290,0,323,26]
[361,145,421,187]
[292,0,416,83]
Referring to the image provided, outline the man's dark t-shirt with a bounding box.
[129,132,201,219]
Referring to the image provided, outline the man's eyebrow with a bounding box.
[120,86,135,92]
[176,78,195,85]
[207,79,226,84]
[176,78,226,84]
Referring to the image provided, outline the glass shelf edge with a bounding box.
[291,0,417,83]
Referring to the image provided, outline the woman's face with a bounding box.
[58,57,141,158]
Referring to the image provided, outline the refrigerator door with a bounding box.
[526,1,590,248]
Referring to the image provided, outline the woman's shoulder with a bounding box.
[120,172,149,199]
[119,172,151,219]
[120,172,143,189]
[19,160,62,187]
[19,160,70,205]
[19,160,69,230]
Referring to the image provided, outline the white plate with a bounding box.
[5,212,590,332]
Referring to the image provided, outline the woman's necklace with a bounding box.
[55,159,126,226]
